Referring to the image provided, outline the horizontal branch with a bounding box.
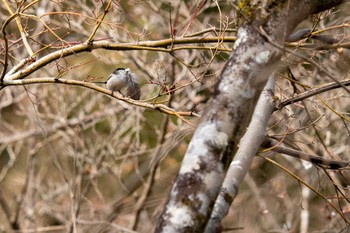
[286,41,350,50]
[277,78,350,109]
[4,36,236,81]
[2,77,200,119]
[264,138,350,169]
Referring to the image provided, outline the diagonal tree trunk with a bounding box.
[155,1,344,232]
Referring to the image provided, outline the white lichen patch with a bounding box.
[233,27,248,50]
[162,205,194,232]
[255,50,270,64]
[214,130,228,148]
[168,205,194,226]
[179,154,201,173]
[202,123,228,149]
[179,123,228,173]
[195,192,210,214]
[203,169,224,197]
[237,83,256,99]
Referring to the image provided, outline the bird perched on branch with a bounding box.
[106,68,141,100]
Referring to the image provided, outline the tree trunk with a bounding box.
[155,1,344,232]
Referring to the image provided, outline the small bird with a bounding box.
[106,68,141,100]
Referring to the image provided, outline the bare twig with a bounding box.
[277,78,350,110]
[86,0,113,43]
[3,77,200,121]
[2,0,36,56]
[264,138,350,169]
[259,26,350,95]
[4,37,236,81]
[262,156,350,224]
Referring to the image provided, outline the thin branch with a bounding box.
[184,28,236,37]
[2,0,35,56]
[317,96,350,122]
[3,37,236,81]
[259,26,350,95]
[86,0,113,43]
[2,77,200,120]
[277,78,350,110]
[262,156,350,225]
[263,138,350,169]
[19,13,68,44]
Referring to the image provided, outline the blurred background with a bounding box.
[0,1,350,232]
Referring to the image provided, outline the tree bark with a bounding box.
[204,76,275,233]
[155,1,344,233]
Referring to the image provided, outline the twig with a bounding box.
[259,26,350,95]
[262,156,350,224]
[19,13,68,43]
[264,138,350,169]
[4,37,236,81]
[2,77,200,120]
[317,95,350,123]
[2,0,35,56]
[277,78,350,110]
[86,0,113,43]
[184,28,236,37]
